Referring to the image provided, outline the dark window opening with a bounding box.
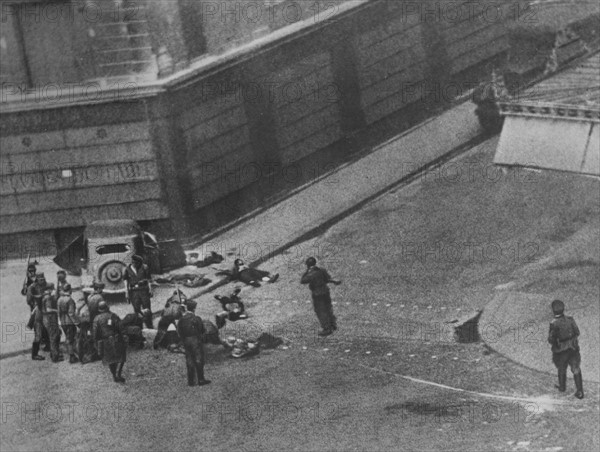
[95,243,131,255]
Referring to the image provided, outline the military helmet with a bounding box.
[305,257,317,267]
[185,299,197,310]
[98,301,109,312]
[551,299,565,315]
[132,254,144,263]
[234,258,244,267]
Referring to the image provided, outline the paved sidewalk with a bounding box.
[0,99,482,359]
[481,285,600,384]
[188,100,483,268]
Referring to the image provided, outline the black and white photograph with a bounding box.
[0,0,598,451]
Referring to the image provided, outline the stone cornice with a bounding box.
[498,101,600,122]
[0,0,372,115]
[0,78,164,115]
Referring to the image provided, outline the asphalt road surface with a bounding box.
[1,139,599,452]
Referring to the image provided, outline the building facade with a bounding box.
[1,0,522,259]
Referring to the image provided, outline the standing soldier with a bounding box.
[548,300,584,399]
[124,255,154,329]
[87,282,105,321]
[57,283,79,364]
[41,283,63,362]
[22,264,37,300]
[76,282,104,364]
[301,257,342,337]
[27,273,50,360]
[177,300,211,387]
[56,270,69,294]
[93,301,127,383]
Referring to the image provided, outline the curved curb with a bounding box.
[480,293,600,384]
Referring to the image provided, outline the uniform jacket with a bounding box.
[177,312,205,341]
[301,267,333,296]
[93,311,123,341]
[41,291,58,316]
[124,264,151,290]
[41,291,59,331]
[87,293,104,321]
[56,279,69,294]
[22,273,36,295]
[58,295,79,326]
[548,315,580,353]
[26,282,46,310]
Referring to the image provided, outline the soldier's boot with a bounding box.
[69,355,79,364]
[555,371,567,392]
[196,365,211,386]
[574,373,584,399]
[187,366,196,386]
[32,342,45,360]
[109,363,117,380]
[115,363,125,383]
[41,327,51,351]
[153,330,166,350]
[51,342,63,362]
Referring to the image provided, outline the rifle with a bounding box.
[125,279,131,305]
[21,253,31,296]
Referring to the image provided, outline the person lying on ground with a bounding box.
[230,259,279,287]
[214,287,247,328]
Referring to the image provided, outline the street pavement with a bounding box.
[0,99,482,359]
[1,100,599,452]
[1,96,598,389]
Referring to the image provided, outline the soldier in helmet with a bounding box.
[301,257,342,337]
[87,282,105,321]
[56,270,69,294]
[93,301,127,383]
[41,283,62,362]
[22,264,38,300]
[548,300,584,399]
[177,300,210,387]
[57,283,80,364]
[76,282,104,364]
[124,255,153,329]
[27,273,51,360]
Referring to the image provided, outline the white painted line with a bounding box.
[345,359,570,407]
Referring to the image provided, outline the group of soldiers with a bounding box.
[25,268,129,382]
[22,254,584,398]
[23,255,210,386]
[21,254,341,387]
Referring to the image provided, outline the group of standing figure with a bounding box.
[22,253,343,387]
[25,269,127,382]
[22,253,585,399]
